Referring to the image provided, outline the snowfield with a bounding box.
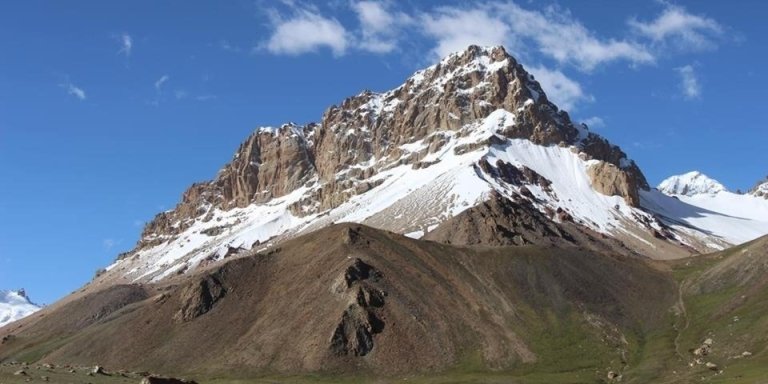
[649,173,768,245]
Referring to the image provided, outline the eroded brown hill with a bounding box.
[0,224,676,378]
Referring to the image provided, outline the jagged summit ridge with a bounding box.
[657,171,727,196]
[138,45,646,240]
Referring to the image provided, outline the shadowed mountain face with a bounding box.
[0,224,676,378]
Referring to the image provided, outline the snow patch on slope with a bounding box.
[486,139,636,234]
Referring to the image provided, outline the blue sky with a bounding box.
[1,0,766,304]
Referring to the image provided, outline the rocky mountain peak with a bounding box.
[119,45,651,276]
[658,171,727,196]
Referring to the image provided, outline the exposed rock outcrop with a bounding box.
[174,275,226,322]
[330,258,386,357]
[215,124,317,208]
[587,161,641,206]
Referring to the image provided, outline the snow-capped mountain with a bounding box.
[0,289,40,328]
[658,171,726,196]
[647,172,768,246]
[97,46,768,285]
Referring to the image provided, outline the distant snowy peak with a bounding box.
[658,171,727,196]
[749,178,768,199]
[0,289,41,328]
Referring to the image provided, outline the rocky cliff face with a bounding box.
[131,45,647,253]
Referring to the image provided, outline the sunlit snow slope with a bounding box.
[646,172,768,246]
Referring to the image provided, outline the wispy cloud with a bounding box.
[581,116,606,129]
[676,64,701,99]
[352,1,413,53]
[420,7,510,59]
[629,3,723,51]
[417,2,654,70]
[60,80,86,100]
[117,33,133,57]
[264,4,348,56]
[154,75,169,92]
[493,2,654,71]
[528,66,593,111]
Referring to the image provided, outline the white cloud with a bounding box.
[421,8,510,59]
[61,81,86,100]
[495,2,654,70]
[581,116,605,129]
[629,4,723,50]
[265,9,348,56]
[419,2,654,70]
[118,33,133,57]
[676,64,701,99]
[352,1,412,53]
[154,75,169,92]
[528,66,593,111]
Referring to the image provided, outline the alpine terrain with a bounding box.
[2,46,767,384]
